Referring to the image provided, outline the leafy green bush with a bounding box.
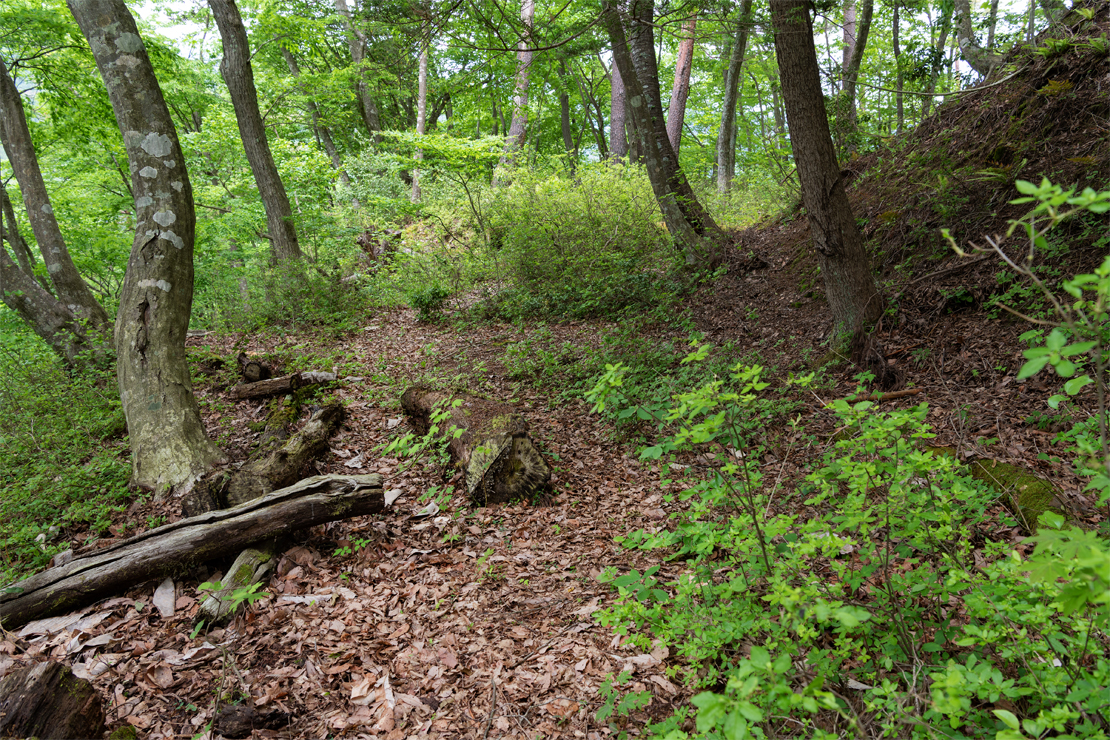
[588,351,1109,739]
[0,323,130,585]
[482,161,675,318]
[407,284,451,322]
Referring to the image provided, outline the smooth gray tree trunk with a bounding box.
[500,0,535,169]
[602,0,725,269]
[412,39,427,202]
[770,0,883,330]
[556,59,577,168]
[0,180,38,280]
[838,0,874,154]
[0,58,109,328]
[69,0,224,492]
[893,2,904,133]
[0,247,91,365]
[209,0,302,263]
[922,3,953,119]
[716,0,754,193]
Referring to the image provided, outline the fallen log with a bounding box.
[0,661,106,739]
[197,542,281,626]
[237,352,273,383]
[0,474,384,629]
[229,371,337,400]
[226,401,345,507]
[400,386,550,506]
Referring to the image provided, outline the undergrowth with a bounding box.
[0,324,131,585]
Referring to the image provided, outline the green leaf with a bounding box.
[1016,356,1050,380]
[1064,376,1092,395]
[993,709,1020,731]
[1014,180,1037,195]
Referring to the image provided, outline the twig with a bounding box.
[481,673,497,740]
[909,255,992,284]
[839,388,924,403]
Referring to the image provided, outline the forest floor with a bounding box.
[4,234,1107,739]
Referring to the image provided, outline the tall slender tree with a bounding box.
[954,0,1003,75]
[334,0,382,143]
[770,0,883,329]
[208,0,302,263]
[69,0,223,492]
[603,0,725,268]
[717,0,754,193]
[609,59,629,160]
[281,47,350,187]
[500,0,535,168]
[838,0,874,152]
[0,57,109,328]
[665,14,697,157]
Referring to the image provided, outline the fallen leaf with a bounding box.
[153,578,175,618]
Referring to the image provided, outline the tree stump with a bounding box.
[400,386,551,505]
[196,541,281,626]
[0,661,106,739]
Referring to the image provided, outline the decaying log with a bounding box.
[0,475,385,629]
[214,704,290,738]
[0,661,106,739]
[237,352,273,383]
[229,371,337,400]
[197,541,281,626]
[226,402,346,507]
[401,386,550,505]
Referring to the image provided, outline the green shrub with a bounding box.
[407,284,451,322]
[0,323,130,585]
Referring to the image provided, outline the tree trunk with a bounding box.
[666,15,697,158]
[770,0,883,330]
[0,246,92,364]
[609,57,628,160]
[717,0,754,193]
[987,0,1000,47]
[0,474,386,629]
[69,0,224,493]
[281,48,350,187]
[922,3,953,119]
[838,0,873,155]
[954,0,1004,76]
[0,58,109,328]
[601,0,725,269]
[500,0,535,169]
[0,180,39,280]
[334,0,383,143]
[557,59,577,168]
[412,39,427,203]
[893,1,904,134]
[228,370,336,399]
[208,0,302,263]
[401,386,551,506]
[0,662,106,740]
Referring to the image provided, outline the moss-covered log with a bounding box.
[401,386,551,505]
[226,401,345,506]
[0,661,106,740]
[0,474,384,629]
[930,447,1069,531]
[197,541,281,626]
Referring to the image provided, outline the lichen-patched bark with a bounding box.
[0,58,109,328]
[0,247,91,365]
[69,0,222,492]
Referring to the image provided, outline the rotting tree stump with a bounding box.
[401,386,551,505]
[0,474,385,629]
[0,661,106,739]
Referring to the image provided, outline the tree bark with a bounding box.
[209,0,302,263]
[601,0,725,269]
[922,2,953,119]
[557,58,577,167]
[334,0,383,143]
[0,58,109,328]
[838,0,873,154]
[0,662,106,740]
[0,180,39,280]
[954,0,1004,76]
[500,0,535,169]
[281,47,350,187]
[717,0,754,193]
[893,1,904,134]
[0,245,92,364]
[228,370,336,399]
[69,0,224,492]
[197,542,281,625]
[0,474,386,629]
[609,56,629,159]
[412,38,428,203]
[770,0,883,330]
[666,15,697,158]
[401,386,550,506]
